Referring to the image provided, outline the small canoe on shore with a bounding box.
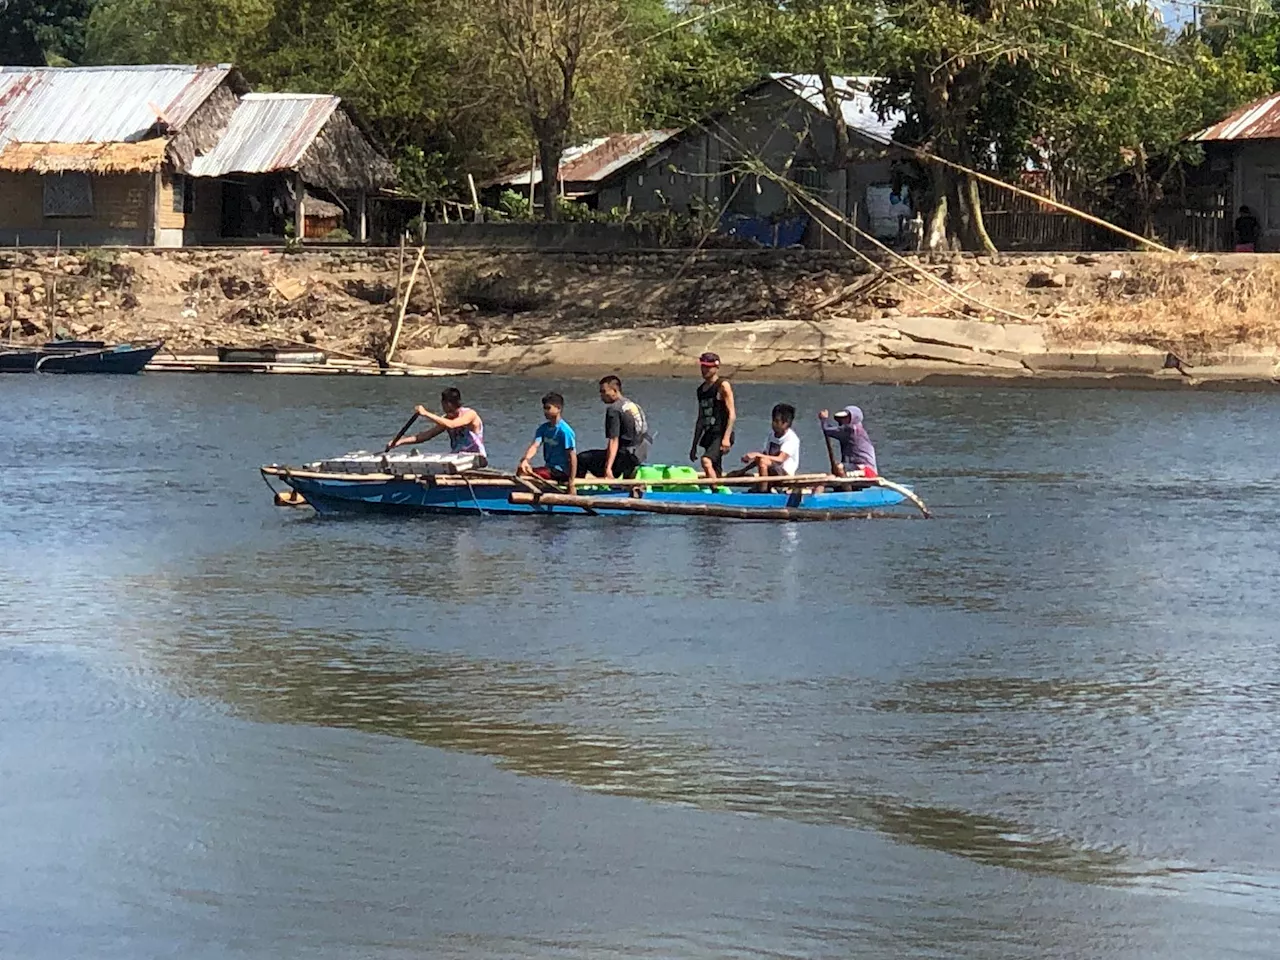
[0,340,164,374]
[260,454,929,521]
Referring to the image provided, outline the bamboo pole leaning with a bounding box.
[47,230,60,340]
[887,138,1175,255]
[771,173,1036,323]
[7,237,17,342]
[384,246,425,365]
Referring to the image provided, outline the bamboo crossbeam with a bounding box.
[507,472,845,489]
[264,465,897,491]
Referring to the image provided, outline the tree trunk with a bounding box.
[1136,143,1156,240]
[958,172,997,254]
[917,64,996,253]
[537,136,563,221]
[925,163,949,252]
[815,60,851,166]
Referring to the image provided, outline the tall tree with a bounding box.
[465,0,631,219]
[84,0,527,198]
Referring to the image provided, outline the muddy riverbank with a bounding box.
[3,246,1278,389]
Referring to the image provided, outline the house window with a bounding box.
[172,175,195,215]
[789,166,825,191]
[42,173,93,217]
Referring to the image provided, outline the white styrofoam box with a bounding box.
[308,450,481,476]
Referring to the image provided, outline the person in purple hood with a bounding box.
[818,405,878,477]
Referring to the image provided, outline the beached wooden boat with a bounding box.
[260,453,929,521]
[0,340,164,374]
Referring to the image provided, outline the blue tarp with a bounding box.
[719,214,809,248]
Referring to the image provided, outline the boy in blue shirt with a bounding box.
[517,391,577,493]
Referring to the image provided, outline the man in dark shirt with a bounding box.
[1236,205,1260,252]
[576,375,651,478]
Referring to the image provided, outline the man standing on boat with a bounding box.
[577,376,651,479]
[689,352,736,478]
[387,386,488,466]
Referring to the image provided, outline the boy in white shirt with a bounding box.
[737,403,800,483]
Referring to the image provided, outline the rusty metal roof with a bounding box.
[490,130,680,187]
[188,93,340,177]
[0,64,233,148]
[1190,93,1280,142]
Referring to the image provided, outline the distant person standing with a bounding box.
[688,352,736,478]
[577,376,651,479]
[1235,205,1260,252]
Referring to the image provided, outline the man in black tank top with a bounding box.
[688,352,736,477]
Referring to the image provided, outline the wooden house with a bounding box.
[485,74,908,249]
[0,64,395,247]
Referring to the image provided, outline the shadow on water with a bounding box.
[140,607,1162,888]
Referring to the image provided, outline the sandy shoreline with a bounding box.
[401,316,1280,392]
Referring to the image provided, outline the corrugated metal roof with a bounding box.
[1190,93,1280,142]
[0,64,233,147]
[188,93,340,177]
[491,130,679,187]
[771,74,903,146]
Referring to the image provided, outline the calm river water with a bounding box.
[1,372,1279,958]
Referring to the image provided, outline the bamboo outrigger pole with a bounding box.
[508,490,882,521]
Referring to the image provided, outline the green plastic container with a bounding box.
[657,464,699,492]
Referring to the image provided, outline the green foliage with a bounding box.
[43,0,1280,242]
[396,146,450,202]
[496,190,534,221]
[2,0,97,63]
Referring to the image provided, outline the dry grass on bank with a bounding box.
[1054,255,1280,357]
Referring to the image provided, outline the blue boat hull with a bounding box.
[276,473,909,518]
[0,340,162,374]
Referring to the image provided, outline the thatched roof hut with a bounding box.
[187,93,395,192]
[0,64,395,246]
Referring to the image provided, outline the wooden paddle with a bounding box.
[820,412,839,493]
[384,411,419,451]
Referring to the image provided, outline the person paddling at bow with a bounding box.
[387,386,488,466]
[688,352,736,478]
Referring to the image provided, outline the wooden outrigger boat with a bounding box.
[260,452,930,521]
[0,339,163,374]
